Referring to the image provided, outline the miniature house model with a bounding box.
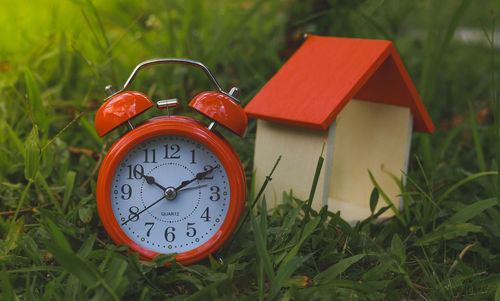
[244,35,434,221]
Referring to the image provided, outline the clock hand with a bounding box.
[135,170,167,191]
[174,165,219,191]
[121,195,166,226]
[178,184,208,192]
[121,182,209,226]
[121,178,213,226]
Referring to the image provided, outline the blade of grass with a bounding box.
[257,256,264,301]
[249,204,275,279]
[445,198,497,225]
[36,173,63,214]
[104,256,129,294]
[314,254,365,284]
[207,0,268,65]
[359,11,393,40]
[369,187,379,216]
[79,116,104,146]
[41,111,85,152]
[368,170,407,226]
[1,264,16,301]
[152,254,176,267]
[419,0,472,169]
[416,223,482,246]
[48,241,121,301]
[259,197,268,242]
[467,99,487,172]
[269,254,311,299]
[5,122,24,156]
[81,1,109,54]
[24,68,47,135]
[183,278,228,301]
[416,248,447,296]
[390,234,406,264]
[226,155,281,247]
[77,235,96,258]
[281,216,320,266]
[437,171,497,204]
[62,171,76,211]
[481,12,500,205]
[24,125,40,181]
[3,216,24,256]
[12,179,33,222]
[302,149,324,227]
[387,172,411,223]
[252,155,281,210]
[104,13,144,57]
[7,266,63,273]
[446,242,477,277]
[42,209,120,300]
[178,0,197,56]
[85,0,110,49]
[42,209,72,252]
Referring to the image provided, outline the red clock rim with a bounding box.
[96,116,246,265]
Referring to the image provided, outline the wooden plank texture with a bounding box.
[327,99,411,221]
[253,120,329,210]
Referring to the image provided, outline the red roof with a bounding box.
[244,35,434,133]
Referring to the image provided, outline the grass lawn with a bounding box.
[1,0,500,299]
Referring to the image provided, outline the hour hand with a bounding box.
[175,165,219,191]
[135,171,166,191]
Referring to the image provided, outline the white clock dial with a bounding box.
[110,135,230,254]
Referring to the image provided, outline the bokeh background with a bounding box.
[1,0,500,299]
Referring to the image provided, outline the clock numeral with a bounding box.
[127,164,144,179]
[190,150,196,164]
[121,184,132,200]
[164,144,180,159]
[203,165,214,180]
[165,226,175,242]
[128,206,140,222]
[186,222,196,237]
[201,207,210,222]
[143,149,157,163]
[210,186,220,201]
[145,222,154,237]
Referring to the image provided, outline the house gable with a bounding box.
[244,35,434,133]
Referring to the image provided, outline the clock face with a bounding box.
[110,135,230,254]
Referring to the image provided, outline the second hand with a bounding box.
[121,195,166,226]
[121,185,207,226]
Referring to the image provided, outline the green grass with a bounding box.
[1,0,500,299]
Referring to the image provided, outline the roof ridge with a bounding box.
[245,35,434,133]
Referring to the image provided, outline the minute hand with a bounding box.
[175,165,219,191]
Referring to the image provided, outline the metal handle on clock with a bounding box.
[115,58,240,104]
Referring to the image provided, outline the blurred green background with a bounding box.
[1,0,500,299]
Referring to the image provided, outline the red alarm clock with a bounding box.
[94,59,247,265]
